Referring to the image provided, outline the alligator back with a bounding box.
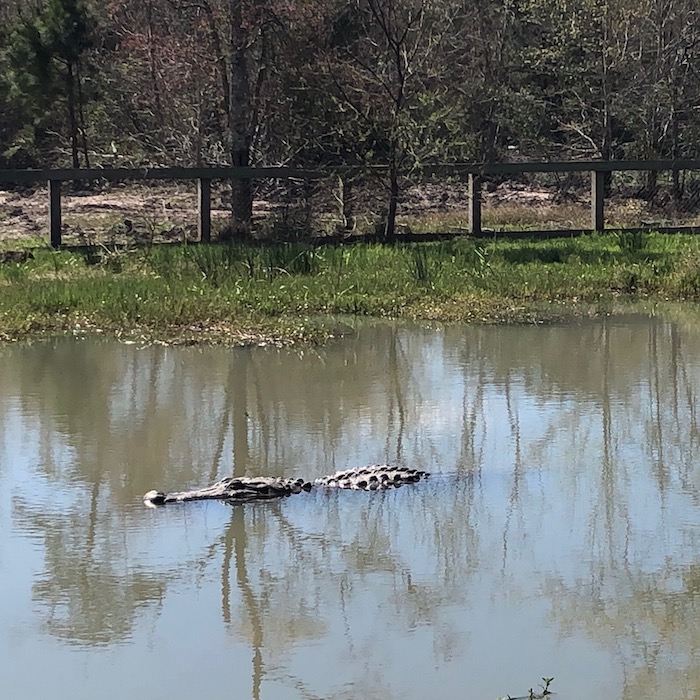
[314,464,429,490]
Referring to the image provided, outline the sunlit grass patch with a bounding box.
[2,233,700,344]
[483,201,589,230]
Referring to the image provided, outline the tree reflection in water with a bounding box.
[1,313,699,699]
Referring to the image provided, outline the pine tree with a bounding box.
[3,0,92,167]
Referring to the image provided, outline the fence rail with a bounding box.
[1,160,700,247]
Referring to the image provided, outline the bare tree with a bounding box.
[320,0,455,241]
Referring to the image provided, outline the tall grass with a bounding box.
[2,232,700,343]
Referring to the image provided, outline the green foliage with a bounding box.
[180,242,246,286]
[409,246,432,285]
[615,230,647,254]
[1,0,93,166]
[2,0,700,176]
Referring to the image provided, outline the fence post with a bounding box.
[591,170,605,232]
[48,179,62,248]
[198,178,211,243]
[468,174,482,235]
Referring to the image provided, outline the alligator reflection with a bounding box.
[212,475,478,700]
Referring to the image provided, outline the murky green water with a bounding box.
[1,316,698,700]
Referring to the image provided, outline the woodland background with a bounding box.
[1,0,699,236]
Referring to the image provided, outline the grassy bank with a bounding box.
[2,231,700,345]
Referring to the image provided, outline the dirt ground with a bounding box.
[0,182,214,247]
[0,178,696,248]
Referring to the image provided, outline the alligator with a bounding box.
[143,465,429,507]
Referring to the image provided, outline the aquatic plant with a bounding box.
[497,676,554,700]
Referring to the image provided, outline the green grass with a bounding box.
[2,232,700,344]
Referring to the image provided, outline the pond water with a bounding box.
[1,315,698,700]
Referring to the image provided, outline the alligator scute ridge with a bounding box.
[144,464,429,507]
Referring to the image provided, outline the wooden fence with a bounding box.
[1,160,699,247]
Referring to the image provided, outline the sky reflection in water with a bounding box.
[1,315,698,700]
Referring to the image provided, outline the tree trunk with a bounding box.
[338,175,355,231]
[384,159,399,243]
[76,59,90,168]
[642,170,658,203]
[146,0,164,139]
[228,1,253,239]
[66,62,80,170]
